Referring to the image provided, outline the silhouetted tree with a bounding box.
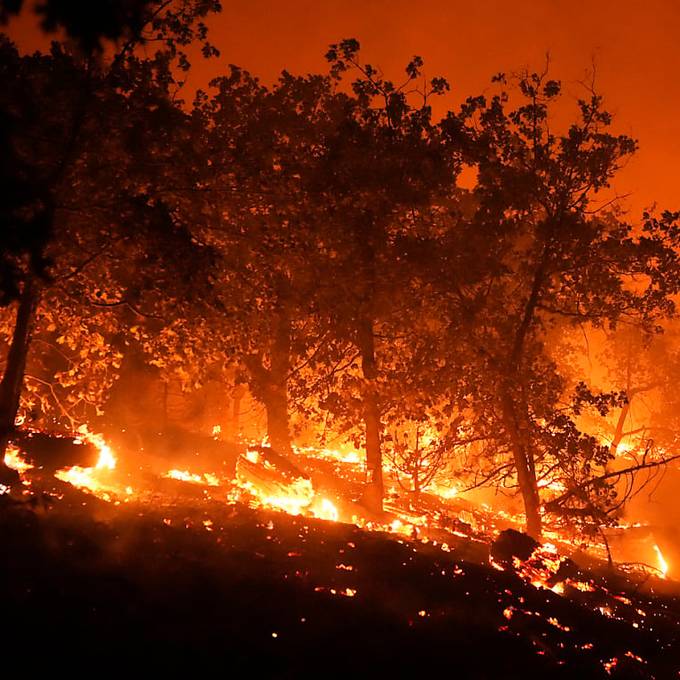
[191,66,345,454]
[0,0,221,482]
[311,40,455,510]
[437,70,680,536]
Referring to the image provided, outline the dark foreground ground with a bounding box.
[1,485,679,679]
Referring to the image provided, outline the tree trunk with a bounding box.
[412,427,421,495]
[500,386,542,538]
[609,400,631,460]
[609,350,634,463]
[246,364,292,455]
[266,304,292,454]
[262,386,291,454]
[413,472,421,496]
[227,383,246,440]
[358,315,383,512]
[501,241,552,537]
[0,279,39,480]
[246,304,292,455]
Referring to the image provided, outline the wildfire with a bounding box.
[236,447,346,521]
[22,421,672,593]
[508,542,566,592]
[245,449,260,464]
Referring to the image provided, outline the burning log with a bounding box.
[114,425,241,477]
[11,430,99,471]
[236,446,314,515]
[238,454,304,494]
[247,445,310,480]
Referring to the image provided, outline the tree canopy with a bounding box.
[2,15,680,540]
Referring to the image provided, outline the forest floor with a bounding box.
[2,475,680,679]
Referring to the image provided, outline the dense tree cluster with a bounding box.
[2,7,680,538]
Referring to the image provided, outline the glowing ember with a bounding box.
[603,657,618,675]
[509,542,565,591]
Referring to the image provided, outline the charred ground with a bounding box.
[2,479,679,679]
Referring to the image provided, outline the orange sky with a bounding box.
[8,0,680,216]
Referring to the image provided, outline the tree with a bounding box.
[436,70,680,536]
[0,0,221,482]
[308,40,456,511]
[192,66,345,454]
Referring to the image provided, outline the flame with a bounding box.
[54,427,119,501]
[24,422,670,594]
[75,425,116,470]
[295,445,362,466]
[239,475,315,516]
[4,445,33,473]
[164,469,220,486]
[55,465,104,494]
[245,449,260,464]
[509,542,569,592]
[537,478,566,492]
[313,497,339,522]
[236,451,343,521]
[427,482,458,499]
[653,544,669,578]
